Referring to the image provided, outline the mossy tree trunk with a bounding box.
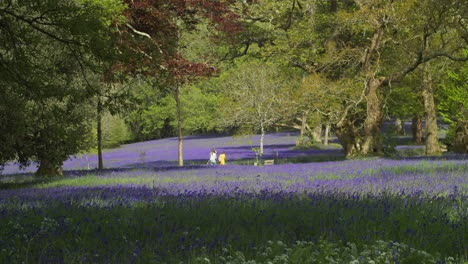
[453,120,468,153]
[422,72,441,155]
[36,159,64,177]
[412,115,423,145]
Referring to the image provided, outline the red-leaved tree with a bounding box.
[111,0,242,166]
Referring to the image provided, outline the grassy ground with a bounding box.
[0,160,466,263]
[0,131,466,263]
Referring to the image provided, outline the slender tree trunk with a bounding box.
[362,78,384,155]
[175,85,183,166]
[324,124,330,145]
[395,118,404,135]
[260,124,265,155]
[97,97,104,170]
[412,115,423,144]
[422,73,441,155]
[36,159,64,177]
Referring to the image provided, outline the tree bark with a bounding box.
[362,78,384,155]
[97,97,104,170]
[395,118,404,135]
[260,124,265,155]
[333,122,361,157]
[453,120,468,153]
[36,159,63,177]
[312,124,322,143]
[324,124,330,145]
[422,72,441,155]
[412,115,423,144]
[299,113,307,144]
[175,85,184,167]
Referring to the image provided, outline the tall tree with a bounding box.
[118,0,241,166]
[230,0,467,157]
[0,0,124,176]
[421,66,442,155]
[219,61,297,154]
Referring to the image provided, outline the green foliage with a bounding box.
[126,77,222,141]
[125,79,174,141]
[181,84,222,134]
[438,63,468,125]
[100,113,131,148]
[386,75,424,119]
[209,240,446,264]
[218,60,299,131]
[0,0,125,173]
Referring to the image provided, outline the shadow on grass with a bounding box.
[389,152,468,161]
[0,186,464,263]
[0,175,56,190]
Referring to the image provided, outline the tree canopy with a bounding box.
[1,0,467,175]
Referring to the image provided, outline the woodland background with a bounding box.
[0,0,467,176]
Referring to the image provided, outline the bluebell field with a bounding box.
[0,133,466,263]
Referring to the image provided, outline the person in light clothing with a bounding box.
[218,151,226,165]
[209,148,217,165]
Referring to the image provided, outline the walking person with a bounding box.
[209,148,217,165]
[218,151,226,165]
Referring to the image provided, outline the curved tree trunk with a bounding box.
[412,116,423,145]
[422,73,441,155]
[333,122,362,157]
[36,159,63,177]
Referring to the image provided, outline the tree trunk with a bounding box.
[422,73,441,155]
[453,120,468,153]
[175,85,183,167]
[300,113,307,144]
[36,159,63,177]
[324,124,330,145]
[97,97,104,170]
[395,118,404,135]
[333,122,361,157]
[260,124,265,155]
[362,78,384,155]
[312,124,322,143]
[412,116,423,144]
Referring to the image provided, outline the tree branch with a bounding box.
[2,9,83,46]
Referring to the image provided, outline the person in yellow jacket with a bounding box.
[218,151,226,165]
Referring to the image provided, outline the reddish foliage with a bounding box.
[108,0,241,82]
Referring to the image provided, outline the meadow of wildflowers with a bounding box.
[0,132,466,263]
